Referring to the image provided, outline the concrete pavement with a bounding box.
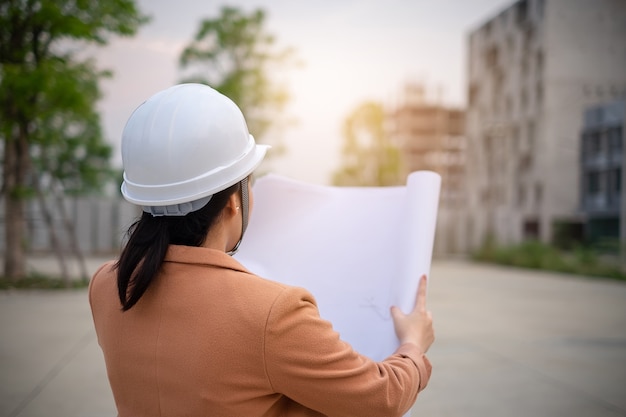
[1,258,625,417]
[415,261,626,417]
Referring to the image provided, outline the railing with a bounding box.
[582,194,620,215]
[0,196,140,255]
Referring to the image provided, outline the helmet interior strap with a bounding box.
[227,176,249,256]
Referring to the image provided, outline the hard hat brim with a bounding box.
[121,136,269,206]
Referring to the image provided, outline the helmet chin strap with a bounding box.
[227,176,249,256]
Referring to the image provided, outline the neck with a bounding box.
[201,224,231,252]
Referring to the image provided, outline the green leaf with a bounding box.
[179,6,296,145]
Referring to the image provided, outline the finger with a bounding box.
[390,305,404,320]
[415,275,428,312]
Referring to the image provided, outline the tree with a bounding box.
[333,102,404,187]
[0,0,148,281]
[179,6,295,149]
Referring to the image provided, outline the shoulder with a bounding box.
[234,270,319,314]
[88,260,117,305]
[89,260,117,286]
[267,284,317,313]
[263,284,326,342]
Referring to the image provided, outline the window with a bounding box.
[484,20,493,37]
[587,171,601,194]
[535,183,543,206]
[521,54,529,80]
[609,127,623,154]
[536,49,544,75]
[512,124,519,151]
[468,82,479,106]
[521,90,528,111]
[485,45,499,70]
[608,168,621,207]
[610,168,622,193]
[536,81,543,105]
[518,153,532,174]
[536,0,545,20]
[517,184,526,205]
[506,35,515,53]
[523,219,540,240]
[587,133,602,156]
[516,0,528,25]
[527,120,535,151]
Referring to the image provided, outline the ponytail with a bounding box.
[116,182,240,311]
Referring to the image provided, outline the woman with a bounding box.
[89,83,434,417]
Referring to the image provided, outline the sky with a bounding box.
[96,0,514,185]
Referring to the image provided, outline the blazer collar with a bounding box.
[164,245,250,273]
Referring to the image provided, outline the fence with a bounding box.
[0,196,466,258]
[0,196,140,256]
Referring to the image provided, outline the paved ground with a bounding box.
[1,258,625,417]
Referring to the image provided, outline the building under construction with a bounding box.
[387,83,466,253]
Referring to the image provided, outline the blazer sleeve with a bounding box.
[263,286,432,417]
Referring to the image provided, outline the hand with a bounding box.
[390,275,434,354]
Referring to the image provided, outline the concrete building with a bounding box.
[464,0,626,251]
[388,83,466,253]
[580,99,624,244]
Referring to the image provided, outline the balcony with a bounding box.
[582,193,620,216]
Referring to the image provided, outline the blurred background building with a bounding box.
[387,83,466,254]
[2,0,625,261]
[580,100,625,244]
[462,0,626,252]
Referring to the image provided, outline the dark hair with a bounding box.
[116,183,240,311]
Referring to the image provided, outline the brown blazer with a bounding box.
[89,245,431,417]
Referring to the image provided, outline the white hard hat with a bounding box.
[120,83,269,214]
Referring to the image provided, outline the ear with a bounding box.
[225,192,240,217]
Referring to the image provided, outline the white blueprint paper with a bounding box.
[235,171,441,362]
